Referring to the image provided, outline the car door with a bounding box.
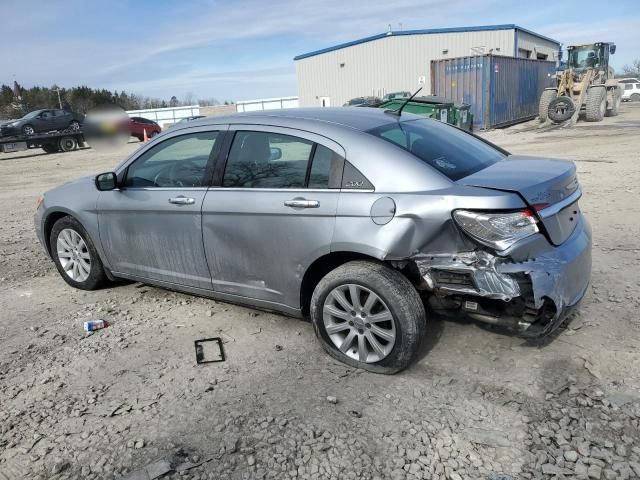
[202,125,344,309]
[34,110,53,132]
[54,109,68,129]
[97,127,224,289]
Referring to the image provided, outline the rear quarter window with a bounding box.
[366,119,505,181]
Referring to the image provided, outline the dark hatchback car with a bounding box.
[1,109,83,137]
[129,117,161,141]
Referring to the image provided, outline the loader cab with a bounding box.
[567,43,615,74]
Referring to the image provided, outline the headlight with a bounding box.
[453,209,539,251]
[9,121,20,127]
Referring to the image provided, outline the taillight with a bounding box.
[453,209,539,251]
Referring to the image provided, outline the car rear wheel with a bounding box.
[50,216,108,290]
[310,260,426,374]
[631,93,640,102]
[22,124,35,136]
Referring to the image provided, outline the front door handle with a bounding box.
[284,199,320,209]
[168,196,195,205]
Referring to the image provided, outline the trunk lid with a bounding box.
[458,155,581,245]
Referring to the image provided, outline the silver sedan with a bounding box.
[35,108,591,373]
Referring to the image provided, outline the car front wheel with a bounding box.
[50,216,108,290]
[310,260,426,374]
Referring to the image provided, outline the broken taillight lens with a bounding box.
[453,209,539,251]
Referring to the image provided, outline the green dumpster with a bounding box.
[379,96,472,131]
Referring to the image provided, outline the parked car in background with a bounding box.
[35,108,591,373]
[622,82,640,102]
[343,96,382,107]
[0,109,83,137]
[129,117,161,141]
[619,78,640,84]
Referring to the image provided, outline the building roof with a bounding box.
[294,24,560,61]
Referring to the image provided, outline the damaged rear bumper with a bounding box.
[413,216,592,338]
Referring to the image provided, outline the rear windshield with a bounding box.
[366,119,505,181]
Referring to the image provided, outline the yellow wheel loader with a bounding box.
[540,42,622,124]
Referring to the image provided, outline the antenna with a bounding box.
[385,87,422,117]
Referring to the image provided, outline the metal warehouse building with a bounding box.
[294,24,560,107]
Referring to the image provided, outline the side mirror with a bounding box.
[609,44,616,55]
[95,172,118,191]
[269,147,282,161]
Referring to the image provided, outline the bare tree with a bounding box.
[621,59,640,76]
[183,92,194,106]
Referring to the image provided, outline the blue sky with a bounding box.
[1,0,638,102]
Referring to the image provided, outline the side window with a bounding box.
[308,144,343,188]
[223,131,313,188]
[41,111,51,119]
[125,131,218,188]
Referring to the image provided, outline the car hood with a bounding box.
[47,175,94,194]
[457,155,578,208]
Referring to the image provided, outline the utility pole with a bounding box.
[56,89,62,109]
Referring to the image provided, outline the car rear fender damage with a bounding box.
[396,217,591,338]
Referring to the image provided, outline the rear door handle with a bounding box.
[168,196,195,205]
[284,199,320,209]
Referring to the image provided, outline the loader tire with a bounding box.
[538,90,557,122]
[585,86,606,122]
[606,88,621,117]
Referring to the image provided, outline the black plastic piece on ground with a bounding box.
[195,337,225,364]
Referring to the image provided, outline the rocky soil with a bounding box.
[1,105,639,480]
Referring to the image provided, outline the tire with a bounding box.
[548,96,575,123]
[22,124,35,136]
[150,131,158,138]
[42,144,60,154]
[538,90,557,122]
[630,93,640,102]
[58,136,77,152]
[69,120,81,131]
[50,216,108,290]
[606,88,621,117]
[585,86,607,122]
[310,260,426,374]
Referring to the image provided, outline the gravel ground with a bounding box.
[1,105,639,480]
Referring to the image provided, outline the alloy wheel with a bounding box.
[323,284,396,363]
[56,228,91,282]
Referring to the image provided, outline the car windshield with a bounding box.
[366,119,505,181]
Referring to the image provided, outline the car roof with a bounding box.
[186,107,422,133]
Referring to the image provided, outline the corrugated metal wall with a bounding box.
[431,55,556,129]
[295,30,515,107]
[516,30,559,61]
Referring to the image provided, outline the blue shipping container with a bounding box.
[430,55,556,129]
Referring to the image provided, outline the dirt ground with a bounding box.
[1,105,639,480]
